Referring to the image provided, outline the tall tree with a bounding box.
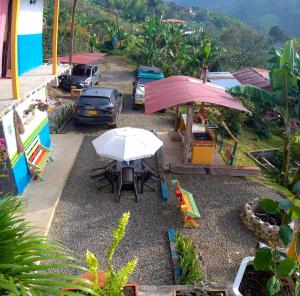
[230,40,300,186]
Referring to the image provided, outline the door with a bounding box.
[0,0,10,77]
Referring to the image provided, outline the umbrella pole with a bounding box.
[183,103,193,164]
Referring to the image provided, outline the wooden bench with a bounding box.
[25,136,53,181]
[172,179,201,228]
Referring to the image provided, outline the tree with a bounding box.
[230,40,300,186]
[269,26,288,44]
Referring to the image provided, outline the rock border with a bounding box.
[241,198,280,242]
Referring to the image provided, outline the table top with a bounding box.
[115,160,144,173]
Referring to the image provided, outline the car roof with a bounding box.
[137,65,163,74]
[81,87,117,98]
[74,64,98,69]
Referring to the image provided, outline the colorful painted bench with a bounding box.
[172,179,201,228]
[25,136,53,181]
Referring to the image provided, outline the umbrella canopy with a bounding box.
[144,75,249,114]
[92,127,163,162]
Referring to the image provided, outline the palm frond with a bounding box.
[0,196,90,295]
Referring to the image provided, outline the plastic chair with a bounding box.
[117,167,138,202]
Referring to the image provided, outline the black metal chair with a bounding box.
[90,161,117,193]
[140,161,164,193]
[117,167,138,202]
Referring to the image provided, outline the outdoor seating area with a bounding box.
[1,1,300,295]
[90,159,164,201]
[48,135,279,286]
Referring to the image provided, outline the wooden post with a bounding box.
[52,0,60,75]
[183,104,193,164]
[69,0,77,66]
[219,128,225,152]
[175,106,180,131]
[11,0,20,100]
[202,65,208,83]
[231,142,238,166]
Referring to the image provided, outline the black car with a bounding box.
[74,87,123,127]
[59,64,101,92]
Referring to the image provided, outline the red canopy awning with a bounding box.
[57,52,107,64]
[144,75,249,114]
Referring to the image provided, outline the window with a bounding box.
[92,67,98,75]
[78,96,110,106]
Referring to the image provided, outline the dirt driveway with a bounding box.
[61,55,174,134]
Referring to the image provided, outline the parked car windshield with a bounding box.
[137,78,158,86]
[72,65,87,76]
[77,96,110,106]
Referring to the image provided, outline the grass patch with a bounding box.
[222,126,283,167]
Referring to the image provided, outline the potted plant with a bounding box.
[62,212,139,296]
[241,198,294,242]
[233,197,300,296]
[0,195,91,295]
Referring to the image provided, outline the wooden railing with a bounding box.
[219,121,239,166]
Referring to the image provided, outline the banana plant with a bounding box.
[230,40,300,186]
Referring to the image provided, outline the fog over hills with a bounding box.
[169,0,300,38]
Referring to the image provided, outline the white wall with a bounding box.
[2,87,47,159]
[18,0,43,35]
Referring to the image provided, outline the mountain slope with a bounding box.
[170,0,300,38]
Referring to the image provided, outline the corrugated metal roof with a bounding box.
[144,75,249,114]
[208,72,241,89]
[57,52,106,65]
[233,67,270,89]
[161,19,187,23]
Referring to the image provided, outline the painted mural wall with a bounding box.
[1,87,51,193]
[18,0,44,75]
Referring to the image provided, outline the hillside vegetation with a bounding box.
[43,0,270,72]
[170,0,300,38]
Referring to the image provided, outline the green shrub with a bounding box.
[253,198,300,296]
[175,232,204,285]
[86,212,138,296]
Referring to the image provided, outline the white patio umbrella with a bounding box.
[92,127,163,162]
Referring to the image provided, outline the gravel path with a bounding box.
[49,55,281,287]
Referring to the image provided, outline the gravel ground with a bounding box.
[49,136,179,285]
[49,55,281,287]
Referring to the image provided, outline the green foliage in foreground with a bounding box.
[175,231,204,285]
[0,196,91,296]
[86,212,138,296]
[254,197,300,296]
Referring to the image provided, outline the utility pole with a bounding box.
[69,0,78,66]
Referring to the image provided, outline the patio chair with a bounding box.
[117,167,138,203]
[140,161,164,193]
[90,161,117,193]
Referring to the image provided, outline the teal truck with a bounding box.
[132,65,164,109]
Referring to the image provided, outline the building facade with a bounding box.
[0,0,63,195]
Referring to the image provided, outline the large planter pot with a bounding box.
[61,271,138,295]
[241,198,293,242]
[232,256,254,296]
[232,257,294,296]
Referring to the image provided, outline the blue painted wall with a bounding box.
[12,122,51,193]
[18,33,43,76]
